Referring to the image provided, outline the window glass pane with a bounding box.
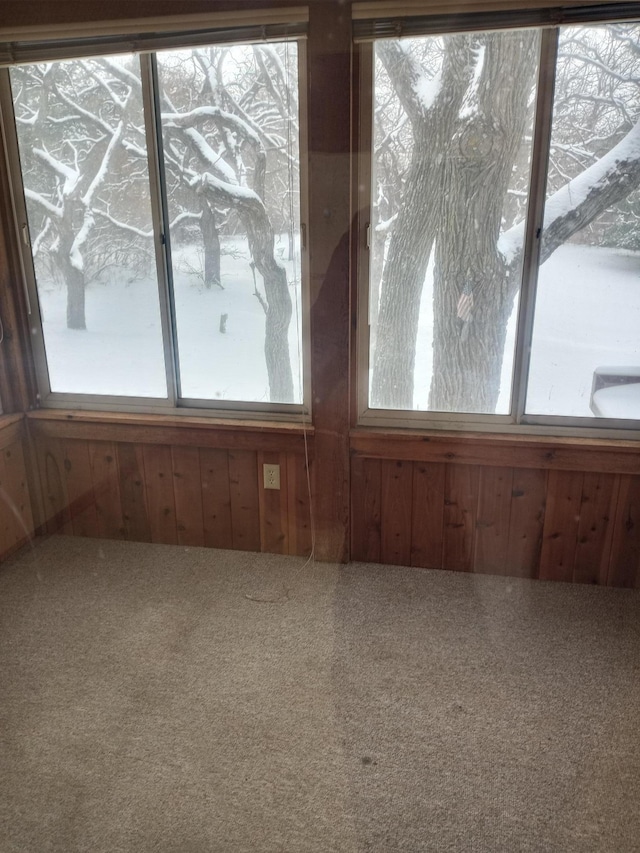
[157,42,303,405]
[369,29,540,414]
[527,23,640,420]
[10,56,168,398]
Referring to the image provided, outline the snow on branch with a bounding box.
[81,121,124,208]
[33,147,79,195]
[69,210,95,272]
[95,208,201,238]
[24,189,63,220]
[53,83,114,136]
[377,41,441,124]
[198,172,263,206]
[499,119,640,267]
[179,127,238,184]
[557,51,640,87]
[162,105,263,148]
[541,118,640,261]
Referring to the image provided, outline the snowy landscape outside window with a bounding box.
[6,39,305,411]
[364,21,640,428]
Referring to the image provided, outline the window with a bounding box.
[357,12,640,433]
[1,26,307,415]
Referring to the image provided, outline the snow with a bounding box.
[526,244,640,418]
[36,235,303,405]
[379,243,640,419]
[499,120,640,265]
[543,119,640,226]
[34,238,640,421]
[69,211,94,272]
[201,173,262,204]
[182,128,238,184]
[413,70,442,112]
[497,220,524,265]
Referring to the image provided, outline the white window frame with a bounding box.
[0,15,310,421]
[355,5,640,439]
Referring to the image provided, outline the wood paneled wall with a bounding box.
[30,415,313,557]
[351,434,640,588]
[0,416,35,562]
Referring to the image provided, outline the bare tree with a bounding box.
[11,43,301,403]
[370,24,640,414]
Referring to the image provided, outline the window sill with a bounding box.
[26,409,314,454]
[350,426,640,475]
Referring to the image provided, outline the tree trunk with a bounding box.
[58,224,87,331]
[371,36,480,409]
[200,200,221,288]
[370,142,437,408]
[199,174,294,403]
[66,267,87,331]
[429,31,539,414]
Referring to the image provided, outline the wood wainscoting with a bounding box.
[0,415,36,562]
[351,431,640,588]
[28,411,313,557]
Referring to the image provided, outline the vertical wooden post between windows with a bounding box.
[307,2,352,561]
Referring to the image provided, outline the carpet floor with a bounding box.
[1,535,639,853]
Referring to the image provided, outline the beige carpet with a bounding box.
[1,535,639,853]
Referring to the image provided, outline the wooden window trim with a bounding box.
[26,409,314,455]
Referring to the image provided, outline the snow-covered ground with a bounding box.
[410,243,640,418]
[37,240,639,418]
[527,244,640,418]
[37,235,304,404]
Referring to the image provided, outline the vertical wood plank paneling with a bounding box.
[380,460,413,566]
[411,461,445,569]
[608,474,640,589]
[443,464,479,572]
[172,446,205,548]
[0,446,15,552]
[474,466,513,575]
[62,439,99,538]
[141,444,177,545]
[37,436,72,534]
[574,472,618,585]
[539,470,584,582]
[22,427,46,536]
[351,457,382,563]
[117,442,151,542]
[200,448,233,550]
[258,451,289,554]
[506,467,547,578]
[286,453,312,558]
[88,441,124,540]
[0,440,34,553]
[228,450,260,552]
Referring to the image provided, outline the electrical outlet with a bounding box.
[263,463,280,490]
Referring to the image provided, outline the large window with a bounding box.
[2,33,306,414]
[359,17,640,432]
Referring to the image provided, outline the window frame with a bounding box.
[355,8,640,439]
[0,23,310,422]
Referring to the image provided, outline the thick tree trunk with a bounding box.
[429,31,539,414]
[370,142,437,408]
[370,36,479,409]
[200,200,221,288]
